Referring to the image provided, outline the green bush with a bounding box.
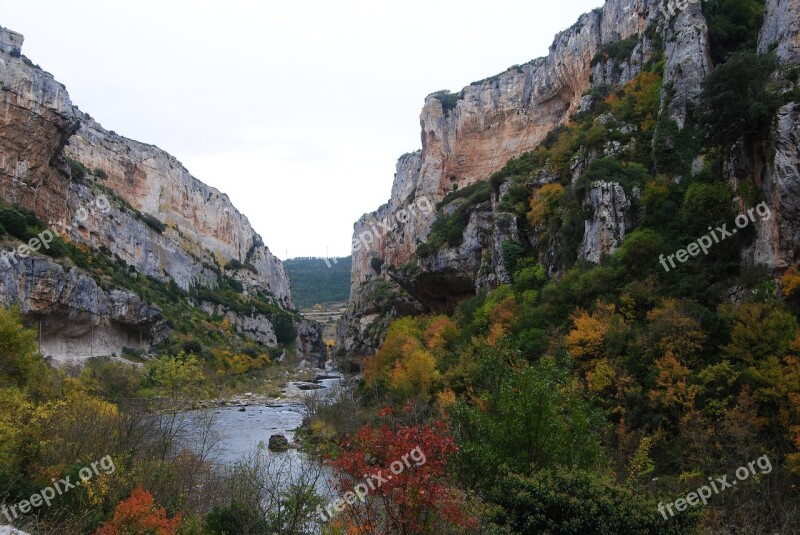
[93,168,108,179]
[430,90,462,113]
[138,212,167,233]
[591,36,639,67]
[370,257,384,274]
[66,158,87,182]
[501,241,525,276]
[486,467,697,534]
[0,208,28,240]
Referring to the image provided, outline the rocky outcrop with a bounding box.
[0,28,79,226]
[747,102,800,270]
[741,0,800,271]
[338,0,664,355]
[0,254,165,358]
[658,0,712,127]
[580,182,634,263]
[758,0,800,64]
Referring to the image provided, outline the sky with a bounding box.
[3,0,603,259]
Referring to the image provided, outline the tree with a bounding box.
[96,485,182,535]
[699,52,783,147]
[0,306,46,389]
[327,412,476,534]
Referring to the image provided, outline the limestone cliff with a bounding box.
[0,27,323,360]
[337,0,800,363]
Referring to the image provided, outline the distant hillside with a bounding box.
[284,257,352,307]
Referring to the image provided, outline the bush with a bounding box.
[430,90,462,113]
[138,212,167,233]
[66,158,87,182]
[0,208,28,240]
[93,168,108,179]
[272,312,297,344]
[487,467,697,534]
[591,36,639,67]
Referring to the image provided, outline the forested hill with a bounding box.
[284,256,352,307]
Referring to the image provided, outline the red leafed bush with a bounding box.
[95,485,182,535]
[326,407,478,534]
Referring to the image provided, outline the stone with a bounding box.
[268,434,290,452]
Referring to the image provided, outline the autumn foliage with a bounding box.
[95,486,181,535]
[327,408,477,534]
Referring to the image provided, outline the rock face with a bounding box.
[64,117,292,307]
[338,0,800,361]
[0,26,323,360]
[758,0,800,64]
[0,29,79,227]
[0,255,165,358]
[745,0,800,271]
[580,182,633,264]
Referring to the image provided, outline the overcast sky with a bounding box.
[4,0,602,259]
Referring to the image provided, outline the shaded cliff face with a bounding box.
[746,0,800,271]
[0,27,325,360]
[0,254,166,358]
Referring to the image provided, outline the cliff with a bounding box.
[337,0,800,362]
[0,27,323,361]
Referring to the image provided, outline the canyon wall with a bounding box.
[0,27,323,359]
[338,0,800,361]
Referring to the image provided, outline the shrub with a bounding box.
[591,36,638,67]
[66,157,87,182]
[139,212,167,233]
[430,90,462,113]
[226,258,244,271]
[94,168,109,179]
[370,256,384,274]
[0,208,28,240]
[487,467,697,534]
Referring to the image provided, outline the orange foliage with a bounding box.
[96,486,181,535]
[565,303,616,362]
[487,297,517,346]
[423,316,458,355]
[782,264,800,300]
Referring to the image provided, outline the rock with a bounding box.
[580,181,632,263]
[0,255,164,358]
[758,0,800,64]
[268,434,290,452]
